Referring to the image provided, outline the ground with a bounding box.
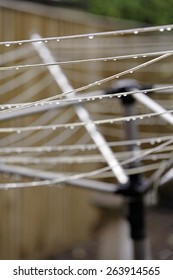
[52,206,173,260]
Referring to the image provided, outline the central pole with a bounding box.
[113,79,150,259]
[122,94,147,259]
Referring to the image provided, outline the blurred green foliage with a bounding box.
[87,0,173,24]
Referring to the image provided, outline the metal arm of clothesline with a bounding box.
[0,163,117,193]
[134,92,173,126]
[0,89,101,120]
[0,90,101,121]
[109,79,173,127]
[30,33,128,186]
[0,83,173,120]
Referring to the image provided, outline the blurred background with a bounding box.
[0,0,173,260]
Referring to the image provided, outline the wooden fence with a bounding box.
[0,0,172,260]
[0,0,113,260]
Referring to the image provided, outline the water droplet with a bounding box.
[57,39,60,42]
[56,101,60,104]
[133,56,138,59]
[117,95,121,98]
[70,125,74,130]
[159,28,164,32]
[113,58,117,61]
[139,116,143,120]
[150,140,155,145]
[156,138,161,143]
[17,130,21,134]
[136,141,141,146]
[88,35,94,40]
[97,82,101,86]
[116,75,119,79]
[16,67,19,71]
[92,145,96,150]
[134,30,139,34]
[104,59,107,62]
[166,27,172,31]
[37,41,42,44]
[19,42,22,46]
[78,99,82,102]
[143,55,147,58]
[130,70,133,74]
[5,43,10,47]
[152,155,158,161]
[52,126,56,130]
[99,96,102,100]
[44,40,48,43]
[32,181,38,187]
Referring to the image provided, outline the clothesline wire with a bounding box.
[0,24,172,46]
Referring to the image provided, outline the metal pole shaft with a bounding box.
[121,93,149,260]
[128,194,148,259]
[134,92,173,126]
